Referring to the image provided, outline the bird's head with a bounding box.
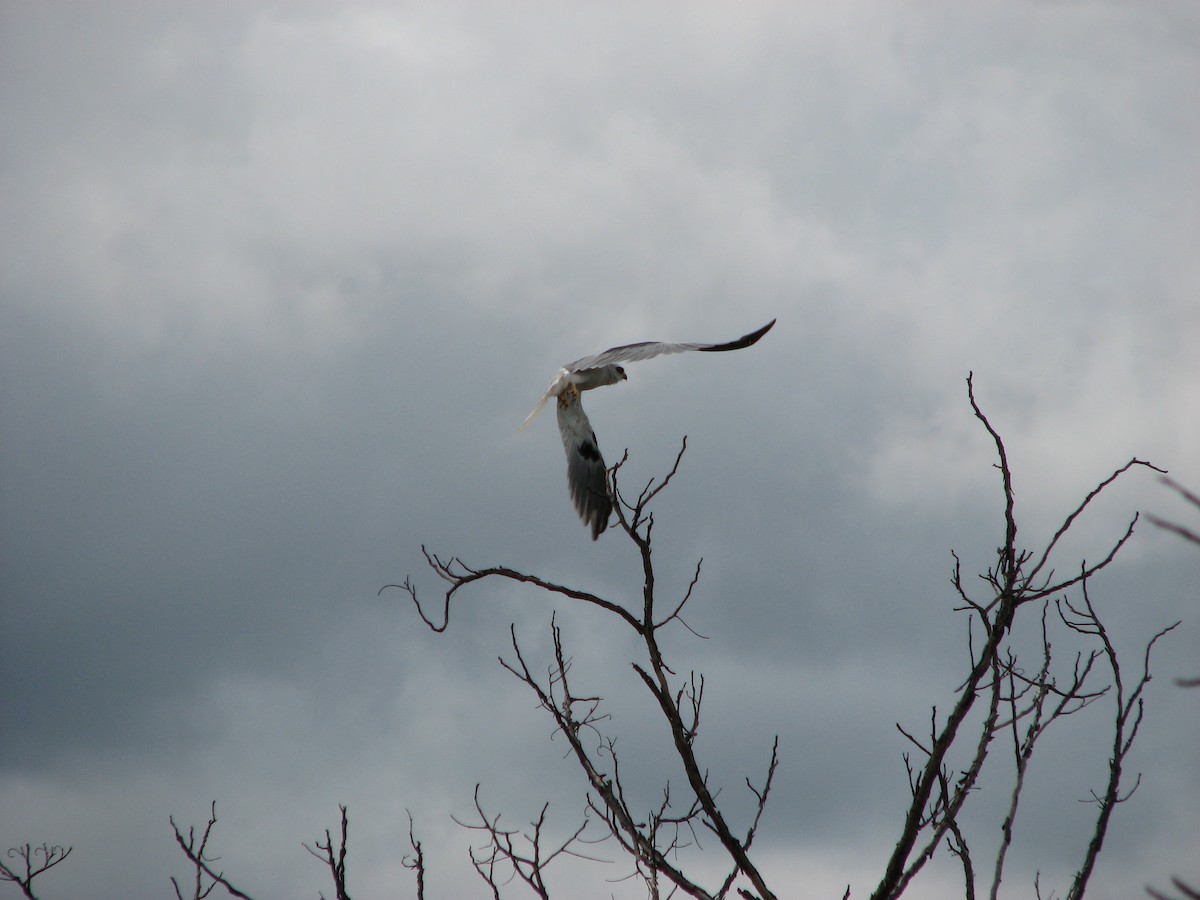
[616,366,627,382]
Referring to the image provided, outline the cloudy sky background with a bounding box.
[2,2,1198,898]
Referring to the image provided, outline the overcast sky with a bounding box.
[1,3,1198,899]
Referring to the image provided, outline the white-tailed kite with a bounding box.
[520,319,776,539]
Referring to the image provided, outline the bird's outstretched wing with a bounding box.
[565,318,776,372]
[556,388,610,540]
[520,319,776,431]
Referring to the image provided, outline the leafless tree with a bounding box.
[396,374,1179,899]
[0,843,72,900]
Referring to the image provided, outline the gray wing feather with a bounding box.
[556,390,611,540]
[566,319,775,372]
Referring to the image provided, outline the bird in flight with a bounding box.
[520,319,776,539]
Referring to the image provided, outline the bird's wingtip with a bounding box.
[742,318,777,345]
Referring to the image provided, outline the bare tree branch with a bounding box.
[1024,458,1166,591]
[1145,475,1200,686]
[304,804,352,900]
[454,785,607,899]
[1147,876,1200,900]
[382,546,642,634]
[169,802,255,900]
[402,810,426,900]
[1145,515,1200,546]
[500,617,716,899]
[1144,475,1200,900]
[0,843,73,900]
[1061,576,1180,900]
[1146,476,1200,546]
[610,448,779,900]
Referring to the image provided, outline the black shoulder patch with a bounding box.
[578,440,602,462]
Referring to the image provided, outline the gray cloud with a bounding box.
[2,3,1198,898]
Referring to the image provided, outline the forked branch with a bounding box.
[0,843,73,900]
[498,618,715,899]
[303,805,352,900]
[454,785,607,899]
[169,802,255,900]
[1060,577,1180,900]
[402,810,427,900]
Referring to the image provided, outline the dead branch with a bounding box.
[382,546,642,634]
[454,785,607,899]
[989,610,1056,900]
[612,438,690,534]
[500,618,715,899]
[1146,476,1200,546]
[1147,876,1200,900]
[1142,472,1200,900]
[304,804,351,900]
[610,449,778,900]
[169,802,254,900]
[402,810,426,900]
[1061,575,1180,900]
[1024,459,1166,592]
[0,843,73,900]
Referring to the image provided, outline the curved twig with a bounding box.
[382,546,642,634]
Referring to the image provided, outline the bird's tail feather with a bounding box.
[519,393,551,431]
